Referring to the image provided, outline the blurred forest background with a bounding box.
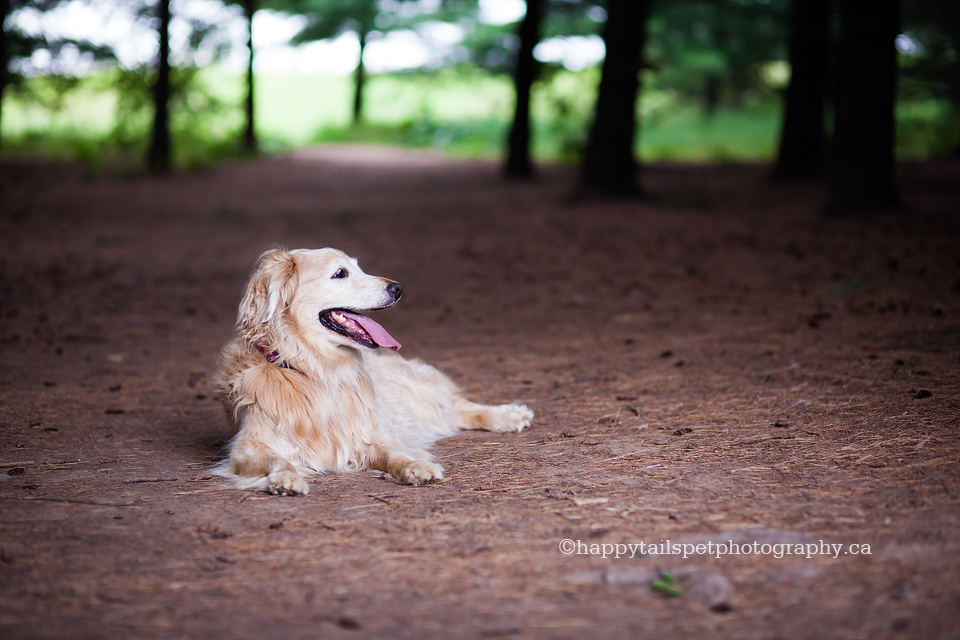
[1,0,957,208]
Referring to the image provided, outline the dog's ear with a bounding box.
[238,249,298,331]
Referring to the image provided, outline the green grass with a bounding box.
[197,67,513,150]
[1,65,953,170]
[640,97,781,162]
[895,98,960,159]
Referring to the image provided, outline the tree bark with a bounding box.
[827,0,902,215]
[578,0,651,199]
[504,0,544,178]
[352,30,366,126]
[242,0,257,153]
[147,0,172,174]
[773,0,830,180]
[0,0,9,149]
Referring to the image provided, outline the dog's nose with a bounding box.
[387,282,403,300]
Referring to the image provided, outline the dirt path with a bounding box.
[1,149,958,638]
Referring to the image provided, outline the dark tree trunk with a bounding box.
[578,0,652,199]
[703,73,720,118]
[504,0,544,178]
[147,0,172,174]
[242,0,257,154]
[0,0,9,149]
[827,0,901,215]
[352,31,366,126]
[773,0,830,180]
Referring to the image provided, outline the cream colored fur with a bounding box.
[214,248,533,495]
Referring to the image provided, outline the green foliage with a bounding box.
[646,0,790,112]
[899,3,960,155]
[1,66,953,168]
[895,93,960,159]
[458,0,605,74]
[112,66,244,171]
[311,117,506,157]
[306,67,510,157]
[2,66,244,172]
[640,93,781,162]
[4,72,83,114]
[287,0,478,45]
[0,71,113,163]
[6,0,956,171]
[288,0,379,43]
[531,67,599,162]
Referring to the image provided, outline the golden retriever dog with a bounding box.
[214,248,533,495]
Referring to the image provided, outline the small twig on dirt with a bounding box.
[340,503,384,512]
[8,496,144,507]
[123,478,179,484]
[367,494,392,505]
[0,461,35,468]
[724,436,795,447]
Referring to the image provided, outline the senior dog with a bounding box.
[214,248,533,495]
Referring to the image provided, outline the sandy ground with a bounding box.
[1,148,958,639]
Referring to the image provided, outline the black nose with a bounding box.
[387,282,403,300]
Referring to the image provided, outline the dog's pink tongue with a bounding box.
[343,311,401,351]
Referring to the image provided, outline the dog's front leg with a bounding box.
[368,441,444,486]
[264,459,309,496]
[227,428,309,496]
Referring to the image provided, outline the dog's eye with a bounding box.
[332,268,349,279]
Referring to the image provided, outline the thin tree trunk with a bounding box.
[243,0,257,153]
[352,31,366,126]
[773,0,830,180]
[0,0,10,149]
[703,73,720,118]
[827,0,901,214]
[504,0,544,178]
[578,0,652,199]
[0,0,9,149]
[148,0,172,174]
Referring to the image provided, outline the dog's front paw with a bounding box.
[267,470,309,496]
[396,460,444,486]
[489,403,534,433]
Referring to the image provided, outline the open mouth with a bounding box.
[319,309,402,351]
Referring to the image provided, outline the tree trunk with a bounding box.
[0,0,9,149]
[578,0,652,199]
[352,31,366,126]
[504,0,544,178]
[827,0,901,215]
[773,0,830,180]
[242,0,257,154]
[147,0,172,174]
[703,73,720,119]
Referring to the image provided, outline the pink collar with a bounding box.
[256,344,298,372]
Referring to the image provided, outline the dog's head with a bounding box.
[238,248,402,352]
